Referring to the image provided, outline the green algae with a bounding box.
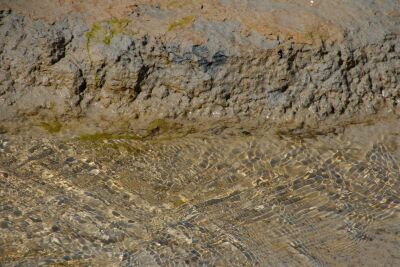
[101,18,131,45]
[107,18,131,39]
[165,0,187,9]
[173,197,188,207]
[85,23,102,44]
[85,18,136,88]
[79,133,142,142]
[94,72,102,88]
[167,16,195,32]
[86,18,131,48]
[78,132,144,154]
[77,119,194,153]
[41,121,63,133]
[77,119,174,144]
[103,34,112,45]
[85,23,102,64]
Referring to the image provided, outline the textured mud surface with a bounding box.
[0,0,399,129]
[1,120,399,266]
[1,1,400,266]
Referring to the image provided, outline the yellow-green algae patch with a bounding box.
[168,16,195,32]
[173,196,189,207]
[41,121,63,133]
[78,133,144,154]
[79,133,142,142]
[85,17,138,89]
[86,18,132,47]
[165,0,193,9]
[85,23,102,64]
[85,23,102,44]
[108,18,131,37]
[76,119,194,153]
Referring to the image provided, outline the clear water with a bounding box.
[0,120,399,266]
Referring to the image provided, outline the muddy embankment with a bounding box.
[0,0,399,134]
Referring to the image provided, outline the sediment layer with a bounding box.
[0,1,399,131]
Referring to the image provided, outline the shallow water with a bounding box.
[0,120,399,266]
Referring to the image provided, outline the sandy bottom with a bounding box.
[0,120,399,266]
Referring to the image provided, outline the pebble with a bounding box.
[90,169,100,175]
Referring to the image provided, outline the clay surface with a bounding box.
[0,0,399,130]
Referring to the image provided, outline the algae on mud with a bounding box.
[78,132,142,142]
[40,121,63,133]
[85,17,132,48]
[167,16,195,32]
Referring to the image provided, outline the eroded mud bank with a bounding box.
[0,0,399,132]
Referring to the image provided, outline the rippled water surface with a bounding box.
[0,120,399,266]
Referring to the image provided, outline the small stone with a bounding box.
[112,210,120,217]
[254,205,265,211]
[89,169,100,175]
[51,237,61,245]
[63,255,72,261]
[0,220,10,229]
[64,157,75,164]
[13,209,22,216]
[29,215,42,223]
